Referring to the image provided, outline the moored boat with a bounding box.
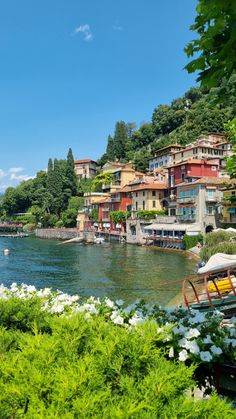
[182,253,236,317]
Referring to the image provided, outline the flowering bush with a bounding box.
[0,283,235,417]
[1,283,235,369]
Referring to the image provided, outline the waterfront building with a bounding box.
[176,177,227,233]
[74,159,98,179]
[221,183,236,225]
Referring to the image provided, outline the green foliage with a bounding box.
[66,148,78,196]
[113,121,128,160]
[226,118,236,178]
[137,210,167,220]
[90,208,98,222]
[0,298,234,417]
[185,0,236,88]
[100,77,236,171]
[61,196,84,228]
[1,149,80,227]
[77,177,93,196]
[92,172,113,192]
[183,234,203,250]
[109,210,130,223]
[200,230,236,261]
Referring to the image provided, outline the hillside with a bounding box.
[98,75,236,172]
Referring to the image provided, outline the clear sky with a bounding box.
[0,0,198,192]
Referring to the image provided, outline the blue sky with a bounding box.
[0,0,198,192]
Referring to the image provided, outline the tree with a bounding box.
[185,0,236,88]
[66,148,77,196]
[106,135,115,161]
[92,172,113,192]
[113,121,128,160]
[226,118,236,178]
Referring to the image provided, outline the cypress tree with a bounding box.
[66,148,78,196]
[106,135,115,161]
[113,121,128,160]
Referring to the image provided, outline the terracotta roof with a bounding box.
[74,159,97,164]
[177,177,229,187]
[166,159,219,169]
[104,161,126,167]
[129,183,166,192]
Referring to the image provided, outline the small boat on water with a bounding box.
[0,233,29,238]
[94,236,105,244]
[182,253,236,317]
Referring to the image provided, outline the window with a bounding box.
[181,173,185,182]
[207,189,214,200]
[170,175,175,188]
[152,201,156,208]
[152,191,156,197]
[135,192,138,197]
[143,191,145,197]
[142,201,145,210]
[207,206,215,216]
[135,201,138,211]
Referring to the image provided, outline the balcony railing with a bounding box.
[177,197,195,204]
[177,214,196,222]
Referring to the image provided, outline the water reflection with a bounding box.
[0,236,196,305]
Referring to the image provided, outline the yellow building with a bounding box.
[83,192,110,209]
[222,187,236,224]
[120,182,167,211]
[102,167,144,193]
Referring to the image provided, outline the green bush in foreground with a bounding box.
[183,234,203,250]
[0,299,235,418]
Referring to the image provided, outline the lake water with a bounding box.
[0,236,196,305]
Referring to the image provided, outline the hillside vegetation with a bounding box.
[98,76,236,172]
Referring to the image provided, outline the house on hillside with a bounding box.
[221,182,236,225]
[74,159,98,179]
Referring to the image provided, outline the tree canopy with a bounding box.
[185,0,236,88]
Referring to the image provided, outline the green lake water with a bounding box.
[0,236,196,305]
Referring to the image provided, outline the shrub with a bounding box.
[183,234,203,250]
[200,241,236,262]
[0,298,235,418]
[137,209,167,220]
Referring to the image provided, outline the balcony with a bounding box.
[177,197,195,204]
[177,214,196,223]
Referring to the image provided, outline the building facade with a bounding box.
[74,159,98,179]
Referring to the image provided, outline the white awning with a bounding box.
[144,223,201,232]
[198,253,236,274]
[103,223,110,227]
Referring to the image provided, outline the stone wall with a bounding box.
[35,228,95,242]
[35,228,80,240]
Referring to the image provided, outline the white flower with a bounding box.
[115,299,124,306]
[178,338,188,348]
[210,345,222,356]
[111,315,124,325]
[178,349,188,362]
[129,316,144,326]
[203,335,212,344]
[189,313,206,324]
[157,327,164,333]
[185,340,200,354]
[173,325,187,335]
[199,351,212,362]
[168,347,174,358]
[185,328,200,339]
[105,298,115,308]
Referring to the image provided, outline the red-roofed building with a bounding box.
[74,159,98,178]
